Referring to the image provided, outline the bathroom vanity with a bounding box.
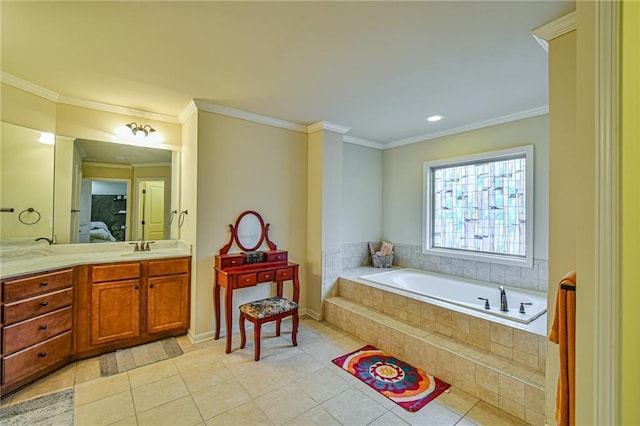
[0,241,191,396]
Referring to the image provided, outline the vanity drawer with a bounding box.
[275,268,294,281]
[91,263,140,283]
[3,307,72,354]
[237,273,257,288]
[148,258,190,277]
[216,255,245,269]
[3,269,73,302]
[2,331,72,385]
[3,288,73,325]
[257,271,275,283]
[266,251,288,263]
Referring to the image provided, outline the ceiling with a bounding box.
[77,139,172,166]
[1,1,574,146]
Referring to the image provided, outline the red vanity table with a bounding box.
[213,211,300,354]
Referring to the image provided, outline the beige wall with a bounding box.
[1,83,56,133]
[546,29,576,423]
[192,111,308,340]
[320,130,344,251]
[342,142,382,244]
[306,130,324,315]
[56,104,181,150]
[381,115,549,260]
[620,1,640,423]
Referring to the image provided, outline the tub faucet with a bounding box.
[499,286,509,312]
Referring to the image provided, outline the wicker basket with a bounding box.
[372,253,394,268]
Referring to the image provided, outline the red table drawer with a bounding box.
[237,273,257,288]
[257,271,275,282]
[275,268,293,281]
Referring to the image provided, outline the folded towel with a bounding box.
[549,270,576,426]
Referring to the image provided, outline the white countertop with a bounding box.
[0,240,191,279]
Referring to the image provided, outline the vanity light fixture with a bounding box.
[426,115,444,122]
[125,122,156,137]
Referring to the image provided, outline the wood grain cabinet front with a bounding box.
[1,268,74,395]
[75,257,191,358]
[90,279,141,345]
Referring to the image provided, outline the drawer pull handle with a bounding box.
[41,281,49,287]
[150,284,154,288]
[40,324,48,330]
[135,286,139,290]
[41,301,49,306]
[39,352,47,358]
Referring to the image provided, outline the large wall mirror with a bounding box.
[1,122,55,244]
[0,121,180,247]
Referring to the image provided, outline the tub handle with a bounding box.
[519,302,533,314]
[478,297,490,310]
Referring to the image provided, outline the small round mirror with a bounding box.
[234,211,265,251]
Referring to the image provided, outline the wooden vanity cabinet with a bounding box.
[147,258,190,334]
[1,268,74,395]
[75,257,190,358]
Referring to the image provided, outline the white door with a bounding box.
[139,180,164,241]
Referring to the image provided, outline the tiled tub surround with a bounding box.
[323,268,546,425]
[360,268,547,324]
[341,242,549,293]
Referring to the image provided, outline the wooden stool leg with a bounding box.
[239,312,247,349]
[275,318,281,336]
[254,320,262,361]
[292,311,299,346]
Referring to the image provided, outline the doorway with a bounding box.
[137,180,165,241]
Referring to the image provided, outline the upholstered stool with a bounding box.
[239,296,299,361]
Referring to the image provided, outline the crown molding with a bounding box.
[57,95,180,123]
[1,72,180,124]
[532,10,576,43]
[178,100,198,123]
[1,72,59,102]
[82,161,133,170]
[306,121,351,135]
[343,135,384,150]
[384,106,549,149]
[194,100,307,133]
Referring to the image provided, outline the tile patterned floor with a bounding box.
[1,317,529,425]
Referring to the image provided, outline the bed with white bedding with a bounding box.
[90,221,116,242]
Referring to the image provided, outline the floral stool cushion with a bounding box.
[240,297,299,320]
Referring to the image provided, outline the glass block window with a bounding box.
[423,146,533,267]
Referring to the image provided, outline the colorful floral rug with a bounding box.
[332,345,450,412]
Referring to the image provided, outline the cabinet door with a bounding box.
[91,279,140,345]
[147,274,189,334]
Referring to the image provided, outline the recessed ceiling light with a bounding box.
[426,115,444,122]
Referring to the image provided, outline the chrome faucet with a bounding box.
[499,286,509,312]
[130,239,155,252]
[35,237,53,245]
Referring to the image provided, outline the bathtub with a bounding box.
[360,268,546,324]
